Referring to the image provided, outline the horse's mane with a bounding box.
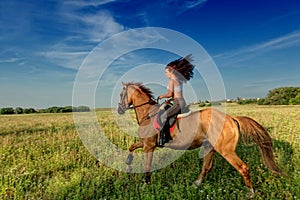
[127,82,155,100]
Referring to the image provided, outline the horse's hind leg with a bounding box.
[212,120,255,198]
[194,148,215,187]
[218,150,255,198]
[126,141,144,172]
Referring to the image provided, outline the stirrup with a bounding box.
[158,130,165,147]
[158,138,164,147]
[157,133,172,147]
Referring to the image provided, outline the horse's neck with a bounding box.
[133,96,156,124]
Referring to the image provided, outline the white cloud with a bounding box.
[63,0,117,7]
[240,31,300,54]
[61,0,124,42]
[184,0,207,9]
[77,11,124,42]
[215,31,300,58]
[215,31,300,65]
[41,50,88,70]
[177,0,208,14]
[41,1,125,70]
[0,57,23,64]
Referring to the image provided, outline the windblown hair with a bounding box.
[167,54,195,82]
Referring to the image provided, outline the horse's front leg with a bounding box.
[143,136,156,183]
[125,141,143,172]
[144,148,154,183]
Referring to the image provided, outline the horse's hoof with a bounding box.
[144,175,151,184]
[246,188,255,199]
[126,165,132,173]
[246,192,255,199]
[191,183,199,189]
[144,177,150,184]
[193,179,203,188]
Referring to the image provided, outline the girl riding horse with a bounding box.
[158,54,194,146]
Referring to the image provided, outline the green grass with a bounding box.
[0,105,299,199]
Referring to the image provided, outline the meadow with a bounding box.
[0,105,299,199]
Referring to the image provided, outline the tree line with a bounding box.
[195,86,300,106]
[262,87,300,105]
[0,106,90,115]
[237,87,300,105]
[1,87,299,114]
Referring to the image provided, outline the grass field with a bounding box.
[0,105,299,199]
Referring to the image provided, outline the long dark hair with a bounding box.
[166,54,194,83]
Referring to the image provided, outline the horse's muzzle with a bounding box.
[117,104,126,114]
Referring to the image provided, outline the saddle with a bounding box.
[153,106,192,133]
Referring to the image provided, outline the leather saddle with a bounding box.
[153,105,192,133]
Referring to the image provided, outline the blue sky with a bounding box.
[1,0,300,108]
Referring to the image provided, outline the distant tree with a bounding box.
[289,93,300,105]
[264,87,300,105]
[38,106,91,113]
[74,106,90,112]
[257,98,265,105]
[0,107,15,114]
[37,109,47,113]
[47,106,60,113]
[24,108,36,114]
[61,106,73,113]
[15,107,24,114]
[237,98,257,105]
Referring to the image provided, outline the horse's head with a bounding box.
[117,82,156,115]
[117,82,133,114]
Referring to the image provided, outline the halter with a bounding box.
[119,84,158,125]
[118,84,130,112]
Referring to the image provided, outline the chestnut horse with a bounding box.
[117,82,282,197]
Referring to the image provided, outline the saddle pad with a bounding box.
[153,115,177,133]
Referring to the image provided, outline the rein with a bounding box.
[132,100,154,109]
[120,84,159,125]
[132,99,158,125]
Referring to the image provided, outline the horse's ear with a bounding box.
[122,81,126,88]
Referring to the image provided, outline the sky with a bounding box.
[1,0,300,108]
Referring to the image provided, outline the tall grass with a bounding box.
[0,105,299,199]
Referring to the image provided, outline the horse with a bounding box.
[117,82,282,198]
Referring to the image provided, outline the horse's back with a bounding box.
[167,108,238,150]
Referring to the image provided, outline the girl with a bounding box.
[158,54,194,146]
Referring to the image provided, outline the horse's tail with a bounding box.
[233,116,283,175]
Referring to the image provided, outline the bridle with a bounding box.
[118,84,130,112]
[118,84,158,124]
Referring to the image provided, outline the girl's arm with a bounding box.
[159,80,174,99]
